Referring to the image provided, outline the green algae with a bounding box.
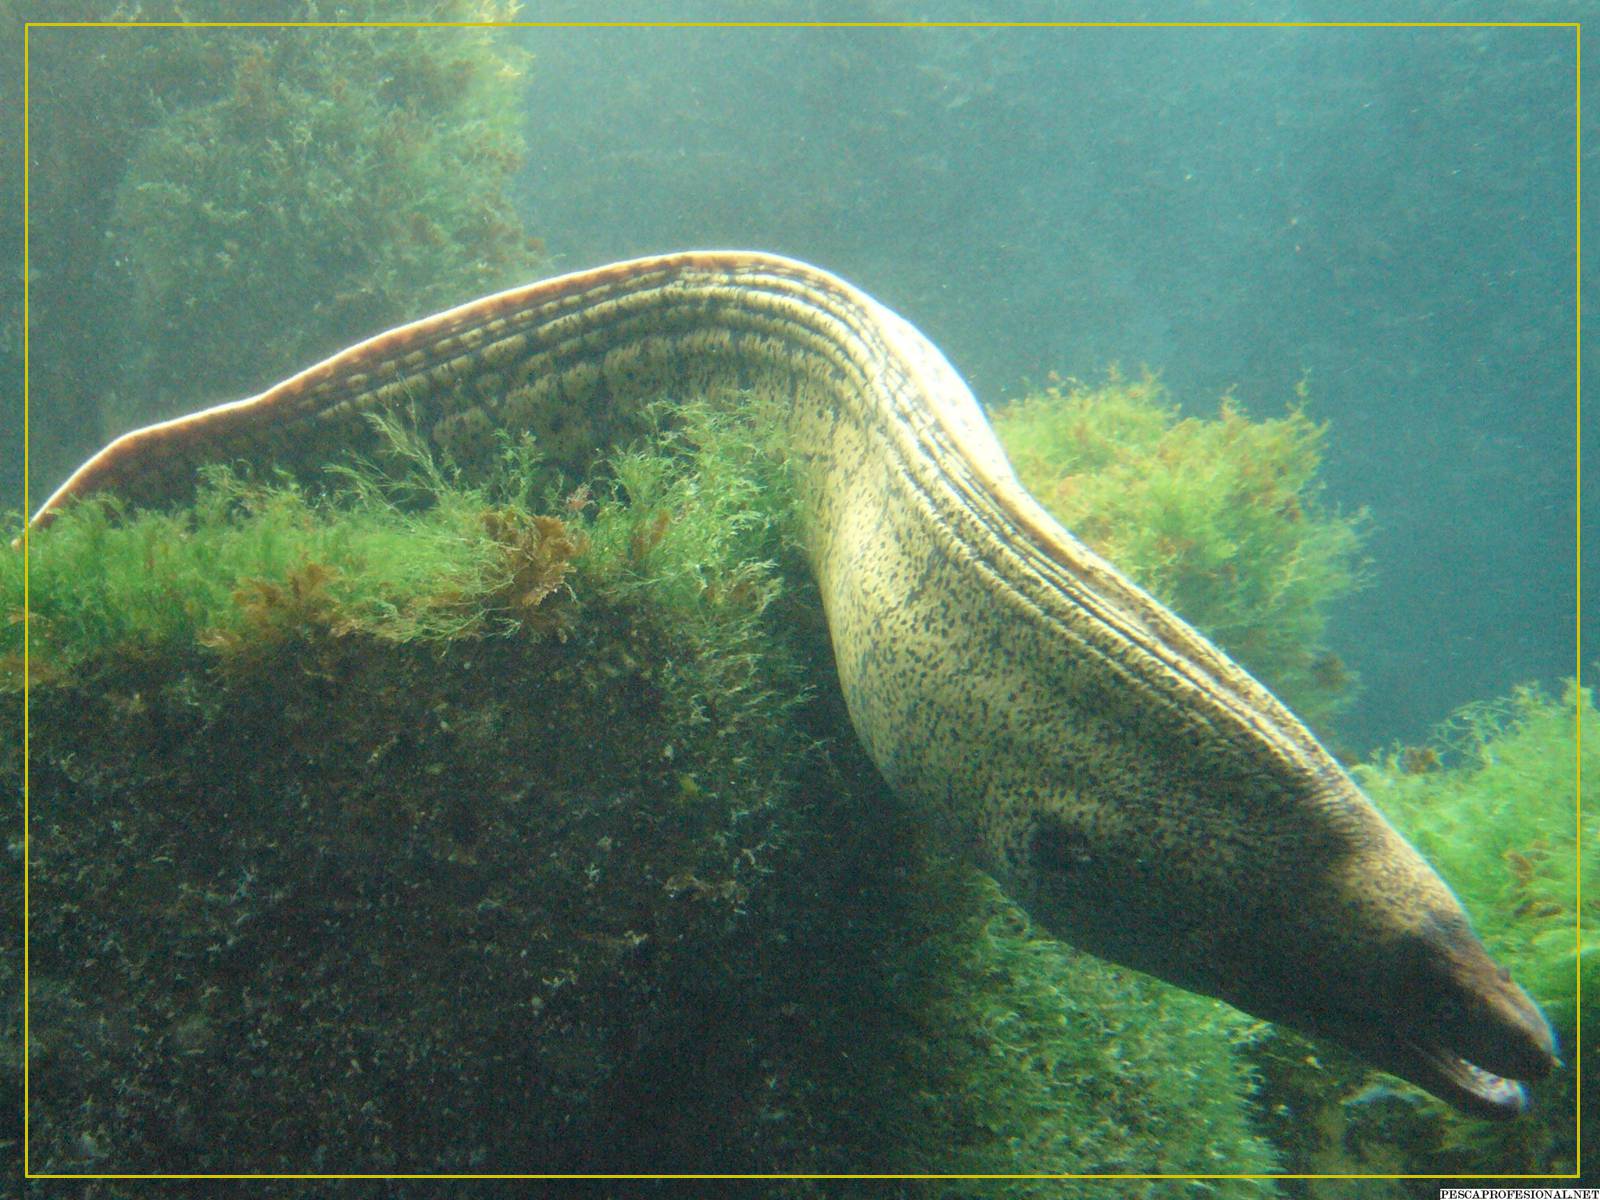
[991,369,1366,729]
[107,10,539,430]
[865,868,1279,1189]
[1360,680,1595,1035]
[9,470,520,679]
[4,395,797,687]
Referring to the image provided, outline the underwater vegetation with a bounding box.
[990,369,1365,730]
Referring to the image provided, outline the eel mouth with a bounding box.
[1389,1037,1554,1120]
[1262,946,1560,1120]
[1342,970,1560,1120]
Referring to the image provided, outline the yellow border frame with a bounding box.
[17,17,1584,1184]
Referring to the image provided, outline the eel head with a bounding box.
[1263,903,1560,1120]
[1019,790,1559,1120]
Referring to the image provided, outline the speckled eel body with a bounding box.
[28,251,1556,1118]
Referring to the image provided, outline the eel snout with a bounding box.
[1331,917,1559,1119]
[1404,933,1557,1119]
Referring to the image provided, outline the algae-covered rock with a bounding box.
[5,408,1282,1189]
[11,372,1569,1189]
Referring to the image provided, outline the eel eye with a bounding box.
[1031,815,1092,873]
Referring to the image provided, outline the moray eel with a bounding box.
[26,250,1557,1118]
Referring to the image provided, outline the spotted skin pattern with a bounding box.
[28,251,1557,1118]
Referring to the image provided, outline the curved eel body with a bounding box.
[27,251,1556,1118]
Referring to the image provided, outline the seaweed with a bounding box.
[3,466,515,686]
[105,11,540,430]
[476,510,587,639]
[991,369,1367,729]
[1360,680,1594,1045]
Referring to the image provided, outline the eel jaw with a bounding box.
[1405,943,1559,1119]
[1379,1036,1552,1120]
[1304,955,1560,1120]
